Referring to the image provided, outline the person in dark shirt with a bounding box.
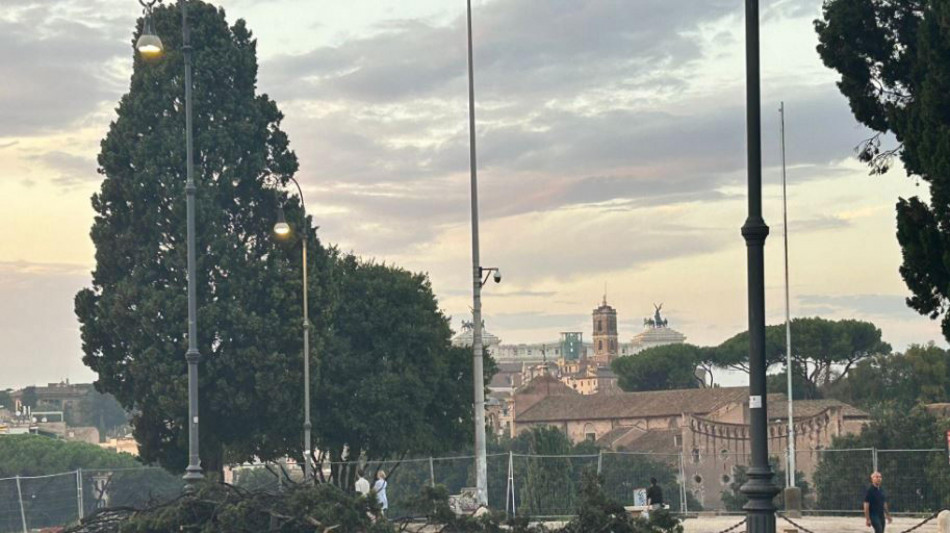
[646,477,663,509]
[864,471,891,533]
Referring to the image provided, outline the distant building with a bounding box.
[490,296,686,375]
[590,296,619,365]
[631,304,686,350]
[559,364,619,395]
[512,385,868,508]
[559,332,584,361]
[451,321,502,356]
[99,435,140,456]
[10,380,93,413]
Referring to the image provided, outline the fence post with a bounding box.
[596,450,603,475]
[77,468,84,520]
[679,452,688,514]
[15,475,28,533]
[428,457,435,488]
[507,451,516,519]
[872,447,878,473]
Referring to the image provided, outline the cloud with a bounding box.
[0,1,131,137]
[25,150,99,186]
[796,293,914,320]
[791,214,850,232]
[0,261,94,389]
[265,0,737,105]
[483,311,588,334]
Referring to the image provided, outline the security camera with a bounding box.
[493,269,502,283]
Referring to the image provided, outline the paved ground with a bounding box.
[680,515,939,533]
[403,514,943,532]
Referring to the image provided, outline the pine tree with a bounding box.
[816,0,950,340]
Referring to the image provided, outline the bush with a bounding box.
[71,482,392,533]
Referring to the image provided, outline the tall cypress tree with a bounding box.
[75,0,326,474]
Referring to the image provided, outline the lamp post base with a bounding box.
[741,466,780,533]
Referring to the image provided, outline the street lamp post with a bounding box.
[466,0,490,507]
[740,0,779,531]
[273,177,314,482]
[136,0,203,483]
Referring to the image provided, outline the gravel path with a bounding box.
[681,515,939,533]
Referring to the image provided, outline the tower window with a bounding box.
[598,340,603,351]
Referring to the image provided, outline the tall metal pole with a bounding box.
[740,0,778,531]
[181,0,204,483]
[780,102,796,488]
[291,177,313,482]
[466,0,489,507]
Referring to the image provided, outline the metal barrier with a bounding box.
[1,447,947,531]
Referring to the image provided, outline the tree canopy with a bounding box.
[0,389,12,410]
[611,344,706,392]
[64,390,129,438]
[611,318,890,393]
[812,404,950,512]
[826,342,950,408]
[0,434,140,477]
[316,256,485,486]
[708,317,890,389]
[816,1,950,341]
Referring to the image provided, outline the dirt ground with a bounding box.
[680,514,940,533]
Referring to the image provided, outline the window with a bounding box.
[691,448,701,464]
[586,432,596,442]
[598,340,603,351]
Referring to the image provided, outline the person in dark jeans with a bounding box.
[646,477,663,509]
[864,471,892,533]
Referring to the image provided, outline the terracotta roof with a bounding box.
[767,399,867,420]
[489,371,523,389]
[620,429,681,454]
[515,374,579,396]
[517,386,748,422]
[596,426,641,448]
[496,362,526,373]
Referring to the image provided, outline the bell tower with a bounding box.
[591,294,618,365]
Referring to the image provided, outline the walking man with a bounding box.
[864,471,892,533]
[646,477,664,509]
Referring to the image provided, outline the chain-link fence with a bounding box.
[2,448,948,531]
[877,449,950,513]
[0,467,183,533]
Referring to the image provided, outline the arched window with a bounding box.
[598,340,603,351]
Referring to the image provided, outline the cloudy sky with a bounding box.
[0,0,943,390]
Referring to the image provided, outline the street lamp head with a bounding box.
[136,33,164,57]
[274,206,291,236]
[136,10,163,58]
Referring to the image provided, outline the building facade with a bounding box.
[512,386,868,508]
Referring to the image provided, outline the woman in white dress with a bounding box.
[373,470,388,515]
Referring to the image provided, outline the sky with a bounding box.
[0,0,944,390]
